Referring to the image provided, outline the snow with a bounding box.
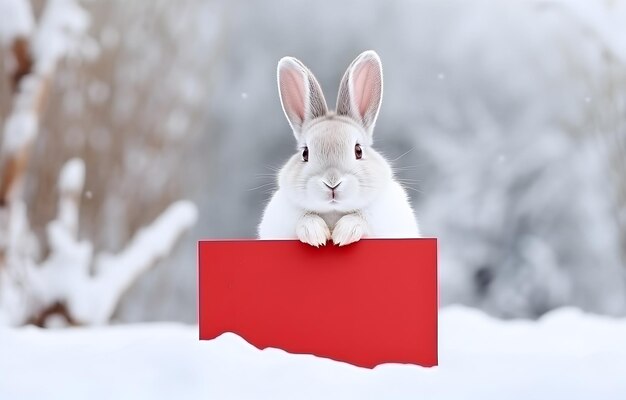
[58,158,85,193]
[1,306,625,399]
[0,0,34,45]
[0,110,37,154]
[553,0,626,64]
[32,0,89,74]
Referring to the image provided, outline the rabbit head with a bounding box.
[276,50,393,214]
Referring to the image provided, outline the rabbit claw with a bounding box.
[296,213,331,247]
[332,213,368,246]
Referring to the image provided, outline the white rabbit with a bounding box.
[258,50,420,246]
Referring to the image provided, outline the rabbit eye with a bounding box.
[355,144,363,160]
[302,146,309,162]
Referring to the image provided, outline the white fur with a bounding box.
[258,50,420,246]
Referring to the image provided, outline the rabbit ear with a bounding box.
[336,50,383,136]
[277,57,328,138]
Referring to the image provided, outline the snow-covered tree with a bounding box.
[0,0,197,327]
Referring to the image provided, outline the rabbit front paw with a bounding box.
[332,214,368,246]
[296,213,331,247]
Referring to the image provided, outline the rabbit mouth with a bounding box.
[328,192,341,203]
[326,192,340,203]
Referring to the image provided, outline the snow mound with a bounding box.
[1,306,625,399]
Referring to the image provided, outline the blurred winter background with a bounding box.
[1,0,626,327]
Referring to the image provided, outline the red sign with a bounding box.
[198,239,438,368]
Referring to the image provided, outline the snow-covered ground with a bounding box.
[2,306,625,399]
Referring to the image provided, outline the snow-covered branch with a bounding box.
[32,159,198,326]
[85,201,197,324]
[2,158,198,327]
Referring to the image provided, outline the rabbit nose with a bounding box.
[323,181,341,190]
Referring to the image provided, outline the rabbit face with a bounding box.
[279,117,392,213]
[275,50,390,214]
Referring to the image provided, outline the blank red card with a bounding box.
[198,239,438,368]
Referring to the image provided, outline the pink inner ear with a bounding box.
[352,61,376,117]
[280,66,306,123]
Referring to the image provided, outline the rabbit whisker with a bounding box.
[247,183,276,191]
